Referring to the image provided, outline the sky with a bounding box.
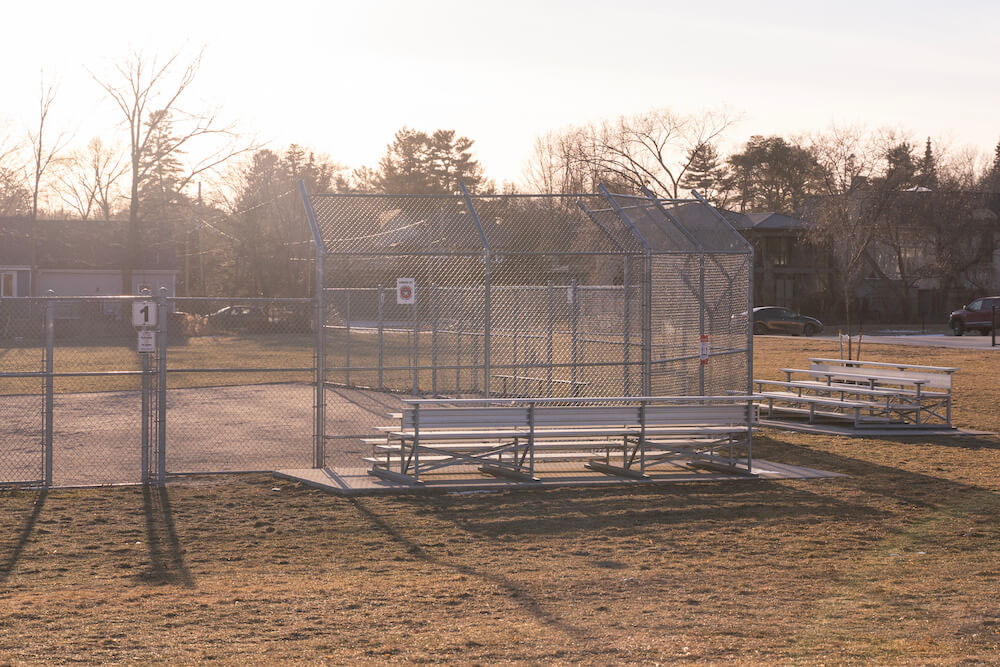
[2,0,998,192]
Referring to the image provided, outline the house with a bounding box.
[721,210,831,315]
[665,203,827,315]
[0,217,177,300]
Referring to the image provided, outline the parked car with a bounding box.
[948,296,1000,336]
[206,305,268,332]
[268,305,313,333]
[745,306,823,336]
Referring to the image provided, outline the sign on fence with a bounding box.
[700,334,709,365]
[132,301,157,328]
[396,278,415,305]
[137,330,156,353]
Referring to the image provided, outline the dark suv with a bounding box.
[949,297,1000,336]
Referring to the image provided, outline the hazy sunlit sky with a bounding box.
[2,0,998,188]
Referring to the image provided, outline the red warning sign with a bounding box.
[396,278,415,305]
[699,334,709,365]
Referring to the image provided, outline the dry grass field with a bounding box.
[2,338,999,663]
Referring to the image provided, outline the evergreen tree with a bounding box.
[679,142,728,202]
[916,137,937,188]
[138,109,188,221]
[726,135,821,212]
[885,142,917,187]
[982,139,1000,191]
[0,166,30,216]
[224,146,344,296]
[375,127,484,194]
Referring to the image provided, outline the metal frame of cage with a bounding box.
[298,181,753,469]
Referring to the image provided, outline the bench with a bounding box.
[807,358,955,426]
[753,379,924,426]
[773,358,956,426]
[367,396,757,484]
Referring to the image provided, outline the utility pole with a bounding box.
[197,182,205,295]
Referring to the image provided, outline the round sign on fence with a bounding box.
[396,278,415,305]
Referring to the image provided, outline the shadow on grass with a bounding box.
[385,429,1000,538]
[417,480,884,537]
[139,485,194,588]
[0,489,46,584]
[348,496,593,643]
[751,434,1000,511]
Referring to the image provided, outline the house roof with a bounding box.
[660,204,809,233]
[0,218,177,270]
[741,212,809,230]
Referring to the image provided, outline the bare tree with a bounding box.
[0,129,30,215]
[583,109,736,198]
[28,74,71,218]
[56,138,127,220]
[524,109,736,198]
[91,49,255,292]
[803,128,909,350]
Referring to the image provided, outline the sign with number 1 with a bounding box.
[132,301,157,328]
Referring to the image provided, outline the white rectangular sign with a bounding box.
[132,301,157,328]
[396,278,415,305]
[137,330,156,353]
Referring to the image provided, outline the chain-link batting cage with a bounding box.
[299,183,753,470]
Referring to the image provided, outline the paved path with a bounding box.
[760,333,1000,350]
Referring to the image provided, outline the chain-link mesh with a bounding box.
[165,297,314,474]
[0,298,45,485]
[1,190,751,487]
[308,189,752,472]
[1,295,319,487]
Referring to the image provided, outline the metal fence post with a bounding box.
[411,289,419,395]
[699,253,706,395]
[431,283,438,395]
[483,255,491,398]
[43,292,54,487]
[746,251,754,396]
[643,253,653,396]
[455,328,462,392]
[314,252,326,469]
[472,328,480,392]
[345,289,351,387]
[460,184,491,399]
[156,287,167,486]
[623,260,631,396]
[570,278,579,393]
[299,180,327,470]
[546,280,554,397]
[512,289,519,395]
[377,284,384,390]
[993,304,997,348]
[141,341,150,485]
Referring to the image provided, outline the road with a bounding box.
[761,332,1000,350]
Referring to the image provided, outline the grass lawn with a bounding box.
[1,338,999,663]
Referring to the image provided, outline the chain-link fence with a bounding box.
[1,294,317,488]
[302,185,753,472]
[0,187,752,488]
